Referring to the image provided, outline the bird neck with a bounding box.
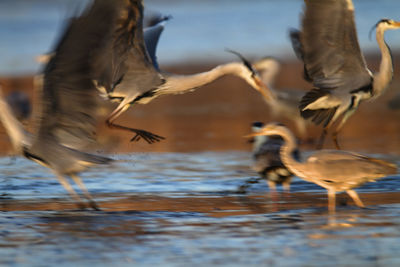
[277,129,303,176]
[0,89,28,153]
[161,62,268,95]
[373,28,394,97]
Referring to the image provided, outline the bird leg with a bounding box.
[107,103,165,144]
[346,189,365,208]
[316,128,328,150]
[332,108,357,150]
[56,174,87,210]
[71,174,100,211]
[327,190,336,214]
[267,180,278,202]
[282,179,291,193]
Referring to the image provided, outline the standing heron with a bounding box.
[0,0,117,210]
[95,0,267,143]
[252,57,309,138]
[250,122,299,194]
[290,0,400,149]
[247,123,397,213]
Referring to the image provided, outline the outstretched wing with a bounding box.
[144,15,170,71]
[98,0,164,96]
[33,0,119,150]
[293,0,372,91]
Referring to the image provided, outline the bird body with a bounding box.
[97,0,266,143]
[251,122,297,192]
[290,0,400,148]
[0,0,116,209]
[249,123,397,212]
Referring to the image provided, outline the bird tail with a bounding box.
[299,89,337,127]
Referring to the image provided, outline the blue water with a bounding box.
[1,0,400,75]
[0,152,399,266]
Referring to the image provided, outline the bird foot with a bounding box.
[130,129,165,144]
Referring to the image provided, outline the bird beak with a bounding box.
[393,21,400,27]
[252,75,273,101]
[244,131,265,138]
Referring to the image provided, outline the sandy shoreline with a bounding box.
[0,54,399,154]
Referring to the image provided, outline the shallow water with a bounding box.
[0,152,399,266]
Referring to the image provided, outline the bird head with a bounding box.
[369,19,400,39]
[225,49,274,101]
[252,57,281,86]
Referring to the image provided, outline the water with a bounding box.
[0,152,399,266]
[2,0,400,75]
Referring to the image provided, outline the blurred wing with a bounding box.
[144,16,170,70]
[33,0,119,150]
[297,0,372,91]
[99,0,164,95]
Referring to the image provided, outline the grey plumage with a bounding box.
[97,0,267,143]
[290,0,400,149]
[251,122,299,192]
[249,123,398,213]
[0,0,117,210]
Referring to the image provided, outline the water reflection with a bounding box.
[0,152,399,265]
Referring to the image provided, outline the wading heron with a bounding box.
[249,122,299,194]
[0,0,117,210]
[290,0,400,149]
[95,0,267,143]
[247,123,398,213]
[252,57,309,138]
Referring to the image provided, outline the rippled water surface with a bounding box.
[0,152,399,266]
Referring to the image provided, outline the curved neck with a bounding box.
[0,89,28,152]
[373,27,394,97]
[160,62,271,95]
[276,129,303,175]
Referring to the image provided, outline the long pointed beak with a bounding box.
[393,21,400,27]
[244,131,265,138]
[252,75,273,101]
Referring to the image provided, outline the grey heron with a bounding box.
[248,123,398,213]
[250,122,299,194]
[290,0,400,149]
[95,0,267,143]
[0,0,117,210]
[252,57,309,138]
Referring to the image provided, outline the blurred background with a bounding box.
[0,0,399,153]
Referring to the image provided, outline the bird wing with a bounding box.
[31,0,119,151]
[143,16,170,71]
[98,0,164,97]
[294,0,372,91]
[306,150,397,182]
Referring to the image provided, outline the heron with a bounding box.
[247,122,398,213]
[252,57,309,138]
[0,0,117,210]
[290,0,400,149]
[95,0,267,144]
[249,121,299,194]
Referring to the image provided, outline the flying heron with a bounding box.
[252,57,309,138]
[0,0,117,210]
[249,122,299,194]
[247,123,398,213]
[95,0,267,143]
[290,0,400,149]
